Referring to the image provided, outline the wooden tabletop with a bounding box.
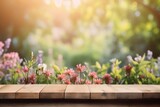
[0,85,159,99]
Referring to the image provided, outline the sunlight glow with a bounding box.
[54,0,62,7]
[54,0,81,8]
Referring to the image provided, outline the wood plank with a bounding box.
[135,85,160,99]
[110,85,142,99]
[65,85,90,99]
[16,84,45,99]
[0,85,24,99]
[0,85,4,89]
[40,84,67,99]
[89,85,117,99]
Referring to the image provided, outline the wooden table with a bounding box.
[0,85,160,107]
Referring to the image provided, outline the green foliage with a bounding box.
[1,0,160,67]
[110,59,123,84]
[93,62,110,77]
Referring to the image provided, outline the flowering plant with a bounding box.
[0,38,160,84]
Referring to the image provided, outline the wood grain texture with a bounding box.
[65,85,90,99]
[16,84,45,99]
[0,85,159,100]
[0,85,4,89]
[134,85,160,99]
[40,84,67,99]
[89,85,117,99]
[110,85,142,99]
[0,85,24,99]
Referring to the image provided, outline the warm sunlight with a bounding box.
[0,0,160,67]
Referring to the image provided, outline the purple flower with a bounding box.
[18,78,25,84]
[36,50,43,64]
[4,38,11,49]
[4,74,11,81]
[147,50,153,60]
[0,41,4,49]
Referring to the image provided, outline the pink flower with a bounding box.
[88,71,97,79]
[64,69,74,76]
[70,73,78,83]
[64,79,71,84]
[103,74,112,84]
[28,73,36,84]
[2,52,21,70]
[23,66,29,73]
[76,64,86,72]
[85,80,91,84]
[16,69,21,73]
[80,79,85,84]
[58,74,65,81]
[75,78,85,84]
[94,78,102,84]
[124,65,132,72]
[43,70,52,77]
[124,65,132,76]
[0,41,4,49]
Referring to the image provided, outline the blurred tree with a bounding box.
[0,0,160,66]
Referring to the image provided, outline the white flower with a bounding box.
[38,63,47,71]
[0,49,4,57]
[134,55,142,62]
[157,57,160,77]
[158,57,160,65]
[127,55,133,63]
[110,58,116,63]
[5,38,11,49]
[147,50,153,60]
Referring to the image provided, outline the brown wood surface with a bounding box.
[16,84,45,99]
[65,85,90,99]
[89,85,117,99]
[0,85,159,99]
[40,84,67,99]
[134,85,160,99]
[0,85,24,99]
[110,85,142,99]
[0,85,4,89]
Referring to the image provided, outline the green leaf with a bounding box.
[96,61,101,69]
[53,65,60,72]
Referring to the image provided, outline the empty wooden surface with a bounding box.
[65,85,90,99]
[40,85,66,99]
[134,85,160,99]
[0,85,4,88]
[89,85,117,99]
[0,85,159,99]
[16,85,45,99]
[110,85,142,99]
[0,85,24,99]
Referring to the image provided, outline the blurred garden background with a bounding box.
[0,0,160,67]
